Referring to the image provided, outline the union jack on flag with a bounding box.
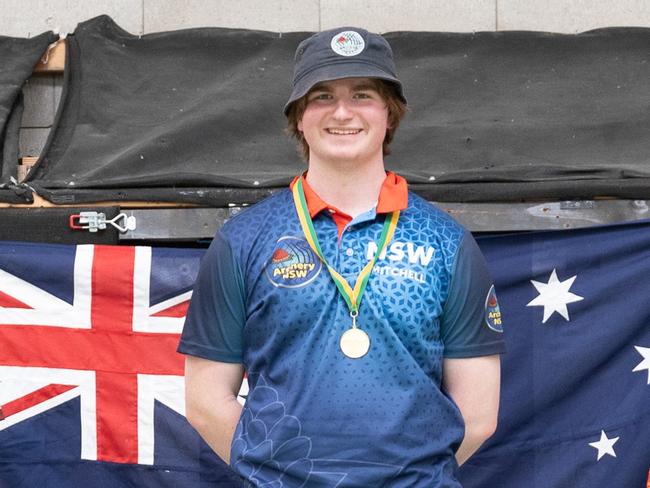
[0,241,242,487]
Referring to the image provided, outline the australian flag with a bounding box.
[461,220,650,488]
[0,242,242,487]
[1,219,649,488]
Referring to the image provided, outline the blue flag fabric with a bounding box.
[1,219,649,487]
[461,220,650,488]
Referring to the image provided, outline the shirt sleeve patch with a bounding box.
[485,284,504,333]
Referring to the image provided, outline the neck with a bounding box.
[305,157,387,217]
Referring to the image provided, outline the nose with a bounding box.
[332,98,353,120]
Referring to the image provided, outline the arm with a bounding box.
[179,231,248,463]
[184,355,244,464]
[442,354,501,466]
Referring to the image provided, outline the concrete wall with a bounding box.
[3,0,650,159]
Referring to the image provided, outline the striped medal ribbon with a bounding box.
[292,178,400,359]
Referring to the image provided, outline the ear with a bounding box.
[297,119,303,132]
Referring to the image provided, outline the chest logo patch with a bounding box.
[485,285,503,332]
[266,236,322,288]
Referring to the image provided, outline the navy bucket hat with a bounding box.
[284,27,406,115]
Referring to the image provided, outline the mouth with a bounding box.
[325,128,362,135]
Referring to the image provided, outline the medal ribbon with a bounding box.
[292,178,400,314]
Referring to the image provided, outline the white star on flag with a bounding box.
[588,430,619,461]
[632,346,650,384]
[526,269,584,323]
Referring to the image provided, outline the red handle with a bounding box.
[69,214,83,230]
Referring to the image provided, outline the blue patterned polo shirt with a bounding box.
[178,185,505,487]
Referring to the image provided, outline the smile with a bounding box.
[326,129,362,135]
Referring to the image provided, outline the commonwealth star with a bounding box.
[527,269,584,323]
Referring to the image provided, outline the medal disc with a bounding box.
[340,327,370,359]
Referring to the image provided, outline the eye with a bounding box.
[353,91,375,100]
[309,92,332,102]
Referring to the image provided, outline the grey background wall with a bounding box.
[3,0,650,161]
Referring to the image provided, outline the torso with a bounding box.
[222,190,467,487]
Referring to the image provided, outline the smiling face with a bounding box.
[297,77,390,166]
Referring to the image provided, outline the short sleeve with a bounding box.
[177,231,246,363]
[440,230,506,358]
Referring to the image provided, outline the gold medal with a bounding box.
[340,327,370,359]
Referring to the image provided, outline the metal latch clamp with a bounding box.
[69,211,136,233]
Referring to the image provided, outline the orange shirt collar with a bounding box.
[289,171,408,219]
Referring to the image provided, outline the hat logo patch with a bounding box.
[330,30,365,57]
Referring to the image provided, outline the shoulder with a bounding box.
[219,189,294,245]
[405,192,463,228]
[400,192,478,274]
[214,190,300,275]
[403,191,467,246]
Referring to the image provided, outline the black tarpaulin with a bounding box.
[0,30,58,203]
[30,16,305,204]
[386,28,650,201]
[27,17,650,203]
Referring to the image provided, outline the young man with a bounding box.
[179,27,505,487]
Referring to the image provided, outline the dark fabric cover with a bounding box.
[387,28,650,201]
[30,16,305,204]
[0,207,120,244]
[28,16,650,203]
[0,30,57,203]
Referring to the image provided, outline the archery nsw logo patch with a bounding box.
[485,285,503,332]
[266,237,322,288]
[331,31,365,56]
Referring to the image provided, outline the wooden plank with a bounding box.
[0,195,197,209]
[3,157,196,208]
[17,157,38,182]
[34,39,65,73]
